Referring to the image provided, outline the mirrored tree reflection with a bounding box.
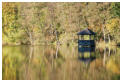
[2,45,120,80]
[24,46,34,80]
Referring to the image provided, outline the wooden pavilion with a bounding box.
[77,28,95,47]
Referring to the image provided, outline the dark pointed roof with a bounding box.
[77,28,95,35]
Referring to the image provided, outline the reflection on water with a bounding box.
[78,46,96,65]
[2,45,120,80]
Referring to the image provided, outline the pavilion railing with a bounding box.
[78,40,95,46]
[78,46,95,52]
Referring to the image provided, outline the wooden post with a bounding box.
[89,35,91,40]
[94,35,95,40]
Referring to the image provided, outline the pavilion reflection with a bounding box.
[78,45,96,65]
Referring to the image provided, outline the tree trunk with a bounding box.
[108,34,111,44]
[103,48,106,66]
[56,30,58,43]
[56,44,59,59]
[108,47,110,56]
[102,25,106,43]
[84,16,89,27]
[29,32,34,45]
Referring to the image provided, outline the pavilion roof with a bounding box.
[77,28,95,35]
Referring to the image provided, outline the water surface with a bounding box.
[2,45,120,80]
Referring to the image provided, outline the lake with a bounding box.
[2,45,120,80]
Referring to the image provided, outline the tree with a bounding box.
[18,3,47,45]
[2,2,120,45]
